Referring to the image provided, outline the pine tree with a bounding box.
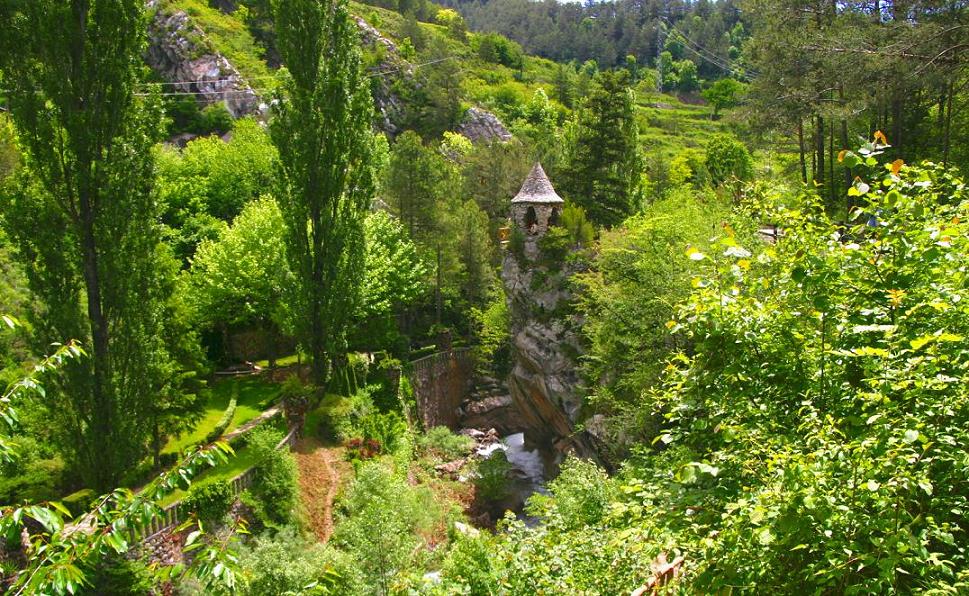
[384,131,447,241]
[562,70,644,228]
[553,63,576,109]
[271,0,379,388]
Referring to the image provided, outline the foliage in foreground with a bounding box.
[332,461,440,594]
[443,155,969,593]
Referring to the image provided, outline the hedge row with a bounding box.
[205,390,238,444]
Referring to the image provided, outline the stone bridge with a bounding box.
[409,348,475,430]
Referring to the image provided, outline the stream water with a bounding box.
[477,431,553,520]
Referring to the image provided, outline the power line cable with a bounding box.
[661,17,759,80]
[133,55,457,95]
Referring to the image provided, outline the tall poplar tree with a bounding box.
[0,0,194,490]
[271,0,378,387]
[562,70,644,228]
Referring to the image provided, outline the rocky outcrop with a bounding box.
[457,107,513,143]
[144,4,416,135]
[459,376,522,434]
[146,2,262,118]
[501,239,594,456]
[354,16,411,135]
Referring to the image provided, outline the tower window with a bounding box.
[525,206,538,234]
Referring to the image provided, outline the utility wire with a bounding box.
[132,55,457,96]
[660,17,759,80]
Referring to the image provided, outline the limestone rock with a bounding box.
[460,393,521,435]
[146,2,262,119]
[457,107,513,143]
[500,239,594,456]
[354,16,410,135]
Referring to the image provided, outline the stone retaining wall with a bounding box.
[410,348,475,430]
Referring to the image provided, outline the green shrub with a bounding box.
[236,528,364,596]
[355,410,407,455]
[559,202,595,247]
[0,456,64,504]
[474,32,523,69]
[158,451,179,468]
[573,188,739,448]
[247,426,298,525]
[474,451,511,504]
[439,532,503,595]
[418,426,474,461]
[471,289,511,378]
[0,436,65,504]
[238,489,269,531]
[705,133,753,187]
[83,554,154,596]
[333,463,439,593]
[334,386,409,457]
[370,357,403,412]
[204,387,237,443]
[183,480,234,525]
[333,386,376,442]
[538,226,572,265]
[532,457,617,529]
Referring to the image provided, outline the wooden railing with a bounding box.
[136,425,299,544]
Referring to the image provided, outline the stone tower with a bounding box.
[511,163,564,237]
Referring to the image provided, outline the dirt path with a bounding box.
[294,437,342,542]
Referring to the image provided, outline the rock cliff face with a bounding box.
[144,4,409,134]
[457,107,513,143]
[354,16,410,136]
[146,2,262,119]
[501,240,593,455]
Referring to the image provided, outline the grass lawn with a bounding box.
[254,353,302,369]
[162,376,281,455]
[159,445,260,507]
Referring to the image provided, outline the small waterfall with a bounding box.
[476,431,551,520]
[502,432,547,498]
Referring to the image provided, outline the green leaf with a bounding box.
[757,527,774,545]
[904,429,920,443]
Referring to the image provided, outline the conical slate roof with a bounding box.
[511,163,564,204]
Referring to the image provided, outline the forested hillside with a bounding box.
[1,0,968,594]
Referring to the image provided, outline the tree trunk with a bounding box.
[839,84,851,213]
[892,92,903,158]
[310,289,327,388]
[814,116,825,186]
[435,243,443,326]
[943,78,954,167]
[79,201,115,491]
[798,118,808,184]
[829,122,836,209]
[152,415,161,471]
[266,321,278,370]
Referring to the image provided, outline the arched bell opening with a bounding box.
[525,206,538,234]
[548,207,560,227]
